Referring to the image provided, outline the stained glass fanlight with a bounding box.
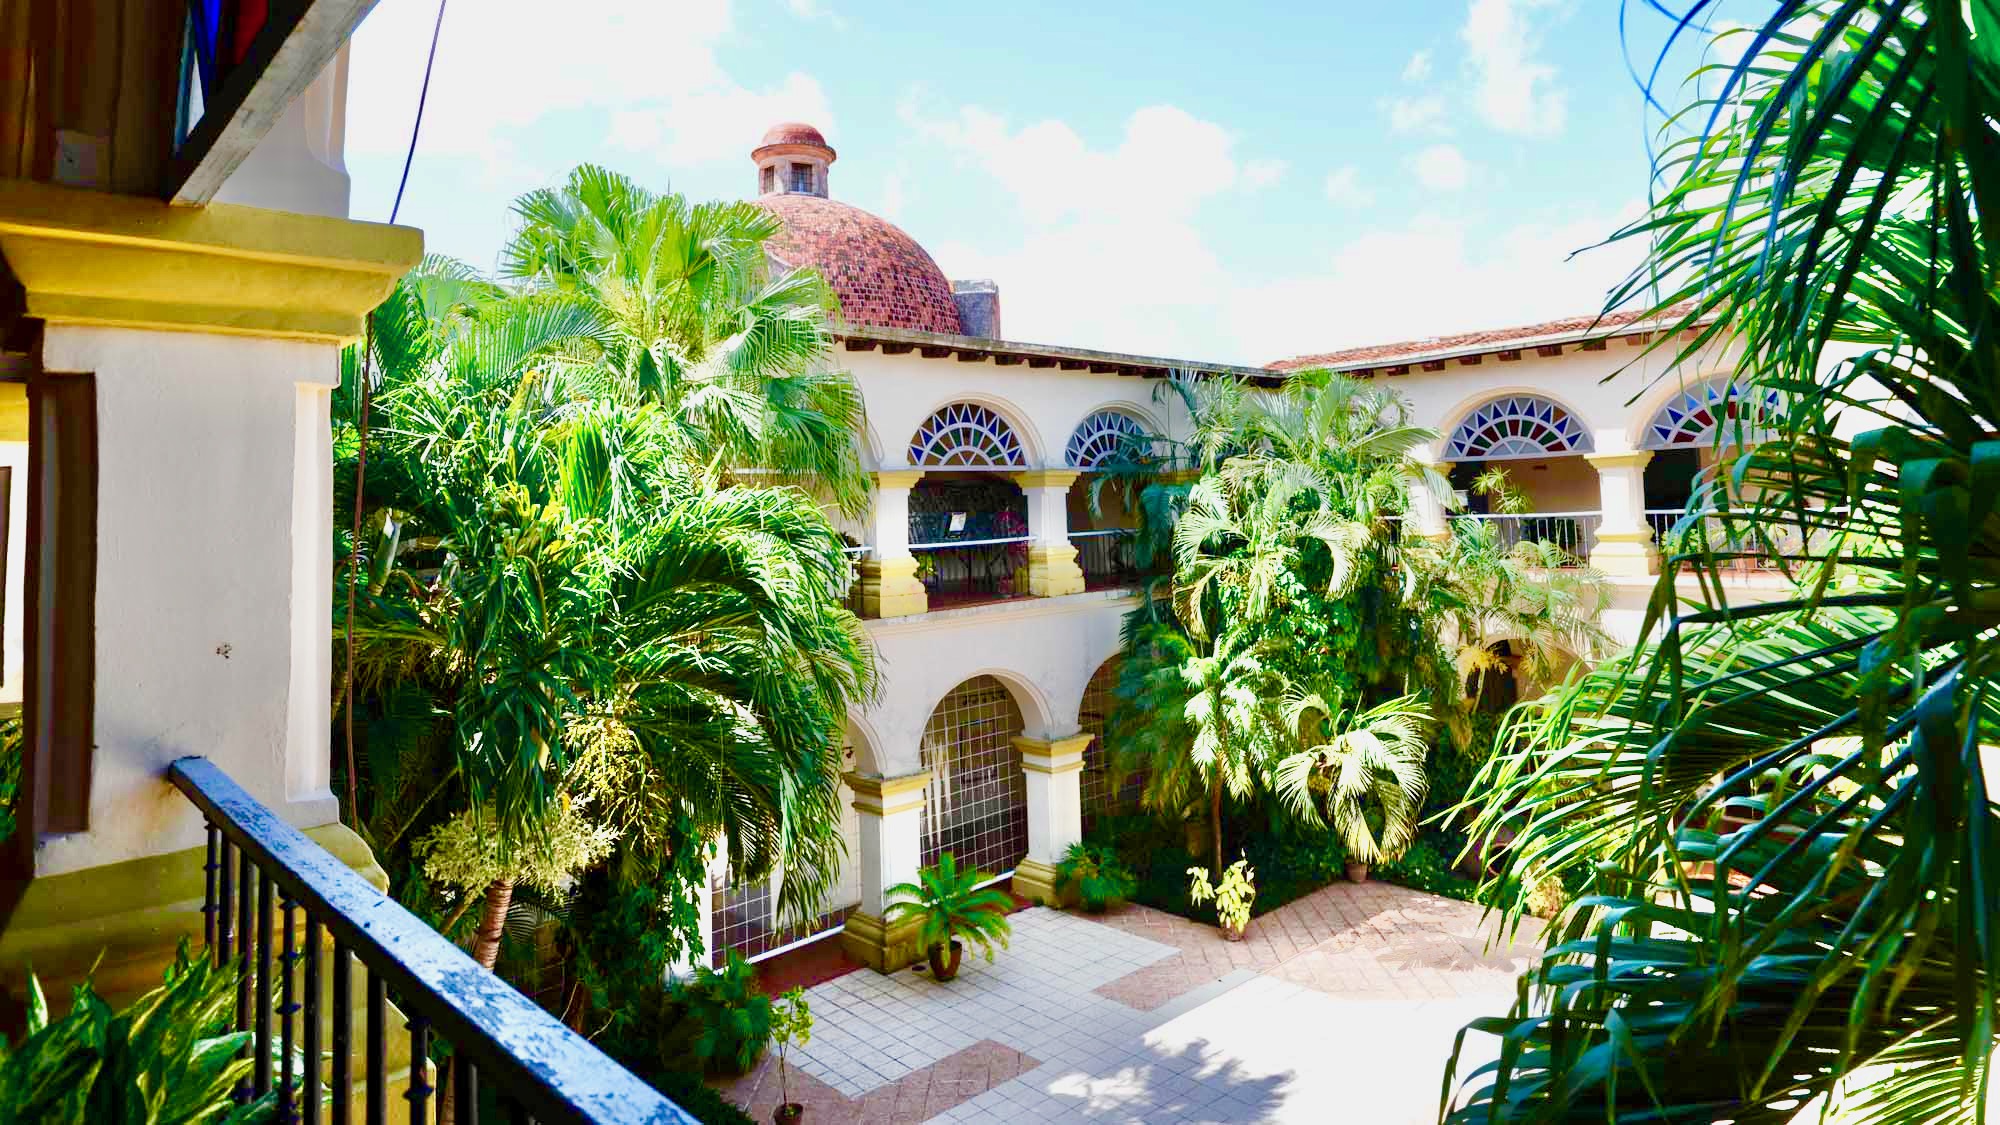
[1065,410,1151,469]
[1445,396,1593,461]
[1644,378,1784,449]
[909,403,1026,467]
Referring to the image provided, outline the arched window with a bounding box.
[909,403,1026,467]
[1445,395,1593,461]
[1066,410,1151,469]
[920,676,1028,876]
[1643,378,1782,449]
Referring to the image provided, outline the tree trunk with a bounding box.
[472,876,515,970]
[1210,773,1224,879]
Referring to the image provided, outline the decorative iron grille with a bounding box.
[1445,395,1593,461]
[920,676,1028,877]
[1079,657,1142,829]
[1643,378,1783,449]
[1065,409,1152,469]
[909,403,1026,467]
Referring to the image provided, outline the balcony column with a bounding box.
[838,770,929,972]
[1407,458,1453,541]
[1010,733,1091,907]
[860,469,928,618]
[1585,449,1657,577]
[668,846,725,979]
[1011,469,1087,597]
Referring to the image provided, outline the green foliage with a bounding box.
[1270,692,1430,864]
[0,712,18,845]
[667,954,772,1077]
[1090,810,1345,921]
[1372,837,1477,902]
[0,942,275,1124]
[884,852,1014,965]
[1443,4,2000,1120]
[586,986,754,1125]
[1053,841,1138,912]
[1186,858,1256,935]
[769,987,812,1107]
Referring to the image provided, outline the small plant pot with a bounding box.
[1344,861,1371,884]
[1220,921,1246,942]
[928,940,964,982]
[774,1104,805,1125]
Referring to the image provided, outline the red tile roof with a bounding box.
[758,194,963,335]
[1267,306,1696,372]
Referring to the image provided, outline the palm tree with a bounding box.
[500,164,870,515]
[1445,4,2000,1119]
[1269,691,1430,866]
[341,266,875,976]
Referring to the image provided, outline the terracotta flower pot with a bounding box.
[927,939,964,982]
[1344,861,1370,884]
[1220,922,1246,942]
[774,1104,805,1125]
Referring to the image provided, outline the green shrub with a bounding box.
[587,981,753,1125]
[667,954,771,1077]
[884,852,1013,965]
[1054,842,1137,912]
[0,941,276,1124]
[1090,809,1348,920]
[1374,835,1480,902]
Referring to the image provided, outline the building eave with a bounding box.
[837,325,1280,386]
[1270,310,1723,377]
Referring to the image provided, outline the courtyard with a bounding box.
[717,882,1540,1124]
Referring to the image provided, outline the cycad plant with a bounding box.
[1445,3,2000,1120]
[884,852,1014,982]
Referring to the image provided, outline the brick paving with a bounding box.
[713,881,1542,1123]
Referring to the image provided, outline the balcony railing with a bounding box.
[1449,511,1600,564]
[169,757,694,1125]
[1646,509,1789,571]
[909,535,1032,606]
[1072,528,1143,588]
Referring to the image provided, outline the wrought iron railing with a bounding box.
[1645,508,1789,570]
[1449,511,1600,563]
[909,535,1033,603]
[1071,528,1143,587]
[169,757,695,1124]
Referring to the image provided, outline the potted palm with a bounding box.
[884,852,1013,982]
[1271,692,1430,883]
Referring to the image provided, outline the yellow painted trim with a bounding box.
[859,554,928,618]
[0,179,422,344]
[845,769,930,815]
[1023,543,1086,597]
[1011,859,1067,908]
[873,469,927,489]
[0,382,24,443]
[1015,733,1090,774]
[1011,469,1081,490]
[1584,450,1654,470]
[840,910,927,973]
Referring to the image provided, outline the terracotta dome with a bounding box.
[757,193,964,334]
[755,121,832,155]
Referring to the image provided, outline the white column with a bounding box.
[1010,734,1090,906]
[1011,469,1086,596]
[669,845,725,979]
[1407,457,1452,540]
[860,470,927,617]
[839,770,929,972]
[1585,449,1657,577]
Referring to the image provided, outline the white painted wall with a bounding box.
[0,440,25,705]
[213,46,352,219]
[35,326,339,876]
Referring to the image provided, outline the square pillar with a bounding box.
[860,469,927,618]
[839,770,930,972]
[669,845,724,979]
[1011,469,1086,597]
[1407,459,1453,541]
[1010,733,1090,907]
[1585,450,1657,577]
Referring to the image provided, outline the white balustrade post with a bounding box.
[1010,734,1090,906]
[861,469,927,617]
[1585,449,1657,577]
[839,770,929,972]
[1011,469,1086,596]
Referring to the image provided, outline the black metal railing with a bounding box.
[1071,528,1142,587]
[910,536,1033,603]
[171,757,696,1125]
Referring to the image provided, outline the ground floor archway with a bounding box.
[919,675,1029,878]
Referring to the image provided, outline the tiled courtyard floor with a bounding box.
[717,880,1542,1123]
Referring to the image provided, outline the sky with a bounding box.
[343,0,1734,366]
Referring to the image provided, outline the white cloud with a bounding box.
[1411,144,1471,191]
[1241,157,1289,190]
[1462,0,1567,137]
[1385,94,1449,134]
[1403,50,1433,82]
[1230,204,1648,362]
[1323,166,1374,208]
[347,0,826,176]
[785,0,843,25]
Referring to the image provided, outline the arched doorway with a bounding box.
[708,745,862,966]
[920,676,1028,878]
[907,403,1033,606]
[1065,409,1156,588]
[1640,376,1782,512]
[1078,656,1140,829]
[1443,395,1598,559]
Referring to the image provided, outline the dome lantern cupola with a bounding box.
[753,122,835,199]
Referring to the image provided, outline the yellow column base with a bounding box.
[1025,544,1087,597]
[840,910,928,973]
[1589,530,1659,578]
[1011,858,1070,908]
[860,554,928,618]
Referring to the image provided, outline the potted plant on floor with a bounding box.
[1187,857,1256,941]
[770,987,812,1124]
[669,952,773,1077]
[1270,692,1430,883]
[1055,841,1137,912]
[884,851,1013,982]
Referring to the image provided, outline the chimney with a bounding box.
[951,280,1001,339]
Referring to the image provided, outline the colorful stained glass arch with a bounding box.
[1065,410,1152,469]
[909,403,1026,467]
[1643,378,1783,449]
[1445,396,1593,461]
